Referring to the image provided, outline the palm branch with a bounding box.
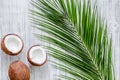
[31,0,115,80]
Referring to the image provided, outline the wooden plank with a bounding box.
[0,0,120,80]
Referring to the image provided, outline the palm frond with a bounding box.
[31,0,115,79]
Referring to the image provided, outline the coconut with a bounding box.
[8,60,30,80]
[1,34,24,55]
[27,45,47,66]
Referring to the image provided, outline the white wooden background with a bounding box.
[0,0,120,80]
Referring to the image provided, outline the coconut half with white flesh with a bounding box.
[27,45,47,66]
[1,34,24,55]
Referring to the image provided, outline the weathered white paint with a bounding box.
[0,0,120,80]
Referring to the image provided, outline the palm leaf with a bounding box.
[31,0,115,80]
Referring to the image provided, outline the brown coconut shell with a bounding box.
[8,60,30,80]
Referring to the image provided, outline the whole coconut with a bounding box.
[8,60,30,80]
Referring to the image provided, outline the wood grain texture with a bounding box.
[0,0,120,80]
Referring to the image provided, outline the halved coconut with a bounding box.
[1,34,24,55]
[27,45,47,66]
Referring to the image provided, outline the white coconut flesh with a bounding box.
[4,35,23,53]
[29,46,46,64]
